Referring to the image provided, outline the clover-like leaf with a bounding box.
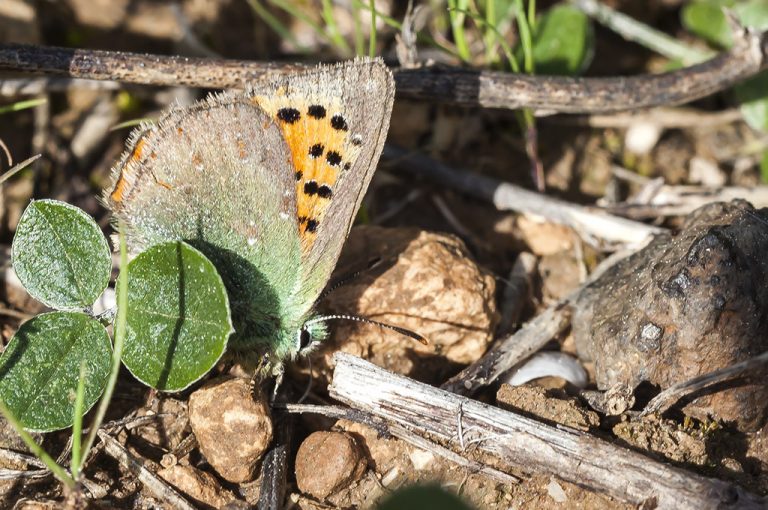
[12,200,111,311]
[681,1,734,49]
[531,5,594,75]
[735,71,768,133]
[0,312,111,432]
[120,241,232,391]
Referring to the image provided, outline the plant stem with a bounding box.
[321,0,352,55]
[0,98,46,115]
[513,0,534,73]
[247,0,308,53]
[79,226,128,467]
[448,0,471,62]
[482,0,498,65]
[368,0,377,57]
[70,362,87,480]
[0,154,41,185]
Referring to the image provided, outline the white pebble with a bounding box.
[503,352,588,388]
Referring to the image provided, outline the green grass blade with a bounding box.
[0,399,75,488]
[0,98,47,115]
[513,0,534,73]
[448,0,472,62]
[247,0,309,53]
[369,0,378,57]
[70,362,87,480]
[79,225,129,466]
[321,0,352,54]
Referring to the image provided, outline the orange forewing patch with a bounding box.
[253,95,363,252]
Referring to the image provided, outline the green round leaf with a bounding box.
[531,5,594,75]
[121,241,232,391]
[12,200,111,311]
[681,1,734,49]
[377,485,475,510]
[0,312,112,432]
[735,70,768,132]
[733,0,768,31]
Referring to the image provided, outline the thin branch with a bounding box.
[442,247,645,395]
[384,145,664,248]
[0,26,766,113]
[606,184,768,220]
[641,350,768,417]
[330,353,766,509]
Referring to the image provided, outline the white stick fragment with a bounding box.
[329,353,765,509]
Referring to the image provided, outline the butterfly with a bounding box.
[105,59,395,370]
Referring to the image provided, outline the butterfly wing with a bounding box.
[105,93,304,354]
[250,59,395,314]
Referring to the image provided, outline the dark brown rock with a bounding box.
[573,201,768,430]
[295,431,367,499]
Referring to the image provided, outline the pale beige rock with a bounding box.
[312,226,497,384]
[295,431,367,499]
[158,464,237,509]
[188,377,273,483]
[513,216,576,256]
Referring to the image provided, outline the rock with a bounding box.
[295,431,367,499]
[573,201,768,430]
[311,226,497,384]
[158,464,237,509]
[188,377,273,483]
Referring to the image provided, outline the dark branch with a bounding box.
[0,23,766,113]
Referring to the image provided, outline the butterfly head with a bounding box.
[294,318,329,358]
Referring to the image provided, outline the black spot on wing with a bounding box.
[326,151,342,167]
[318,185,333,199]
[307,105,326,119]
[304,180,319,195]
[330,114,348,131]
[277,108,300,123]
[309,143,324,158]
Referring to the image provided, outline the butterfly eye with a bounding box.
[297,327,313,352]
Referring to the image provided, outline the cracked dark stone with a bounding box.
[573,200,768,430]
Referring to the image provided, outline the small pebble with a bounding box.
[188,377,273,483]
[547,478,567,503]
[295,431,367,498]
[158,464,237,508]
[408,449,434,470]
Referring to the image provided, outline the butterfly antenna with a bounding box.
[319,257,383,301]
[305,314,428,345]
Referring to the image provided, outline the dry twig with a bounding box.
[0,26,766,113]
[641,350,768,417]
[384,145,664,248]
[442,247,646,395]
